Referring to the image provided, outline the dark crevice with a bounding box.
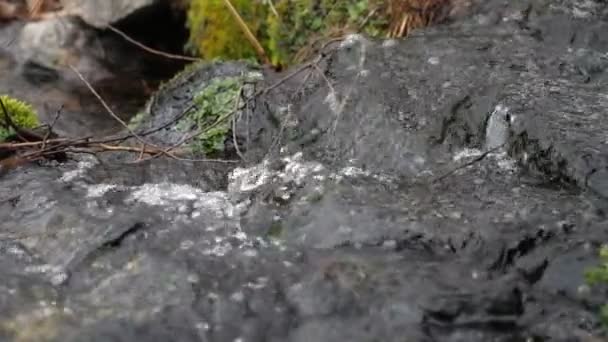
[101,2,191,79]
[517,259,549,285]
[488,230,552,273]
[64,221,148,281]
[507,131,577,187]
[100,222,148,249]
[432,95,474,147]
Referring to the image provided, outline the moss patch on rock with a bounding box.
[0,95,40,142]
[127,110,148,131]
[266,221,285,241]
[177,71,263,155]
[127,61,209,130]
[126,60,262,157]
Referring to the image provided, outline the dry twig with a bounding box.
[67,64,179,162]
[231,84,246,161]
[221,0,271,65]
[107,25,202,62]
[432,144,506,183]
[41,105,63,149]
[0,43,342,173]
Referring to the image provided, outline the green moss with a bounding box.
[159,60,208,92]
[186,0,270,61]
[128,61,215,130]
[267,0,387,63]
[307,192,324,203]
[266,221,284,239]
[585,245,608,326]
[186,0,388,67]
[127,61,264,155]
[178,72,262,155]
[128,110,148,130]
[0,95,40,142]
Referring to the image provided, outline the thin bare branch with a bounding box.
[1,46,338,172]
[42,105,63,149]
[432,144,506,183]
[107,25,202,62]
[231,85,246,161]
[312,63,336,95]
[68,65,148,144]
[28,0,45,17]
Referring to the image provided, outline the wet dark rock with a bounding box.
[2,0,608,341]
[134,61,259,149]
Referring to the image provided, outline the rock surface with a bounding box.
[0,0,188,136]
[2,0,608,341]
[60,0,158,28]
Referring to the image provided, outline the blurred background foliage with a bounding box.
[185,0,444,68]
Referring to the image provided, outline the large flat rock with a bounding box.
[1,0,608,341]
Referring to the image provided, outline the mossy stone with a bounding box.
[0,95,40,142]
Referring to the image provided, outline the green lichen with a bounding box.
[178,72,262,155]
[186,0,388,67]
[585,245,608,326]
[0,95,40,142]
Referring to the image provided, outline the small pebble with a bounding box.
[196,322,210,331]
[50,272,69,286]
[180,240,195,250]
[428,56,440,65]
[449,211,462,220]
[577,284,591,297]
[382,240,397,250]
[187,274,200,283]
[231,291,245,302]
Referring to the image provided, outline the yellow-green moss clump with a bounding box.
[0,95,40,141]
[186,0,387,67]
[585,245,608,326]
[186,0,270,63]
